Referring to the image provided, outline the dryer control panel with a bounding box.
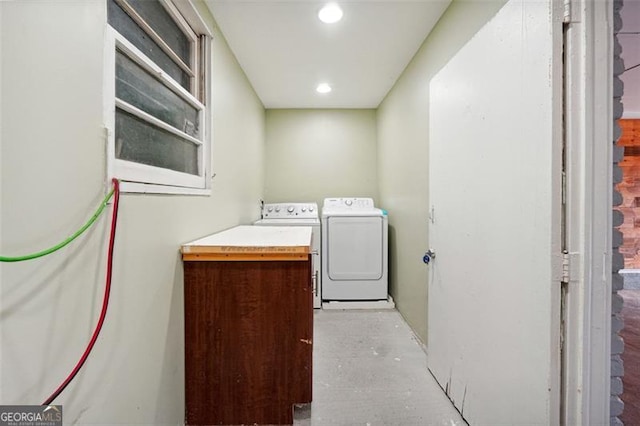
[262,202,319,219]
[323,198,375,210]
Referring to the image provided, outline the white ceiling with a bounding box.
[204,0,451,109]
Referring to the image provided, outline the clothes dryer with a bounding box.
[321,198,388,301]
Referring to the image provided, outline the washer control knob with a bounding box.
[345,199,353,206]
[301,207,307,212]
[309,206,314,212]
[287,206,295,213]
[275,207,281,212]
[267,207,273,212]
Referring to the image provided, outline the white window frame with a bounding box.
[104,0,212,195]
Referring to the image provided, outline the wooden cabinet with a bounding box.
[181,226,313,425]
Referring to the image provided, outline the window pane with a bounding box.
[116,50,199,138]
[108,0,190,90]
[126,0,191,65]
[115,108,199,175]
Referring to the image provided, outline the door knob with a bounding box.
[423,249,436,264]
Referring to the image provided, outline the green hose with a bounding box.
[0,188,115,262]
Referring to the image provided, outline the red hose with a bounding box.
[42,178,120,406]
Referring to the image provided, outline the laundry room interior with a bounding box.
[0,0,637,425]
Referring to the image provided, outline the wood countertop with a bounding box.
[181,225,313,261]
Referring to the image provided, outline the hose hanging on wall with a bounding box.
[40,178,121,405]
[0,186,116,262]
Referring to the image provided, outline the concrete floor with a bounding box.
[294,309,466,426]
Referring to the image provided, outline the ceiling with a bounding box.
[204,0,451,109]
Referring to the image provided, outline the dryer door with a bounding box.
[326,216,383,280]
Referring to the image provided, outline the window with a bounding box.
[106,0,211,194]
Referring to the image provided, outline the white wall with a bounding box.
[377,0,507,343]
[264,109,378,207]
[0,1,265,424]
[621,0,640,118]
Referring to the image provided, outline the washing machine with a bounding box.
[321,198,388,301]
[254,202,322,309]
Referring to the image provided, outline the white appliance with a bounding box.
[321,197,388,301]
[254,202,322,309]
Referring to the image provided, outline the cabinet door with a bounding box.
[184,258,312,425]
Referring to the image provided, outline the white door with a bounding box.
[428,0,563,424]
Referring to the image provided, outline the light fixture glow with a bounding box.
[318,3,343,24]
[316,83,332,94]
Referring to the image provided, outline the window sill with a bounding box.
[119,181,211,196]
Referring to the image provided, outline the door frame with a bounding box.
[563,0,613,423]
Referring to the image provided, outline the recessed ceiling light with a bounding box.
[316,83,332,94]
[318,3,343,24]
